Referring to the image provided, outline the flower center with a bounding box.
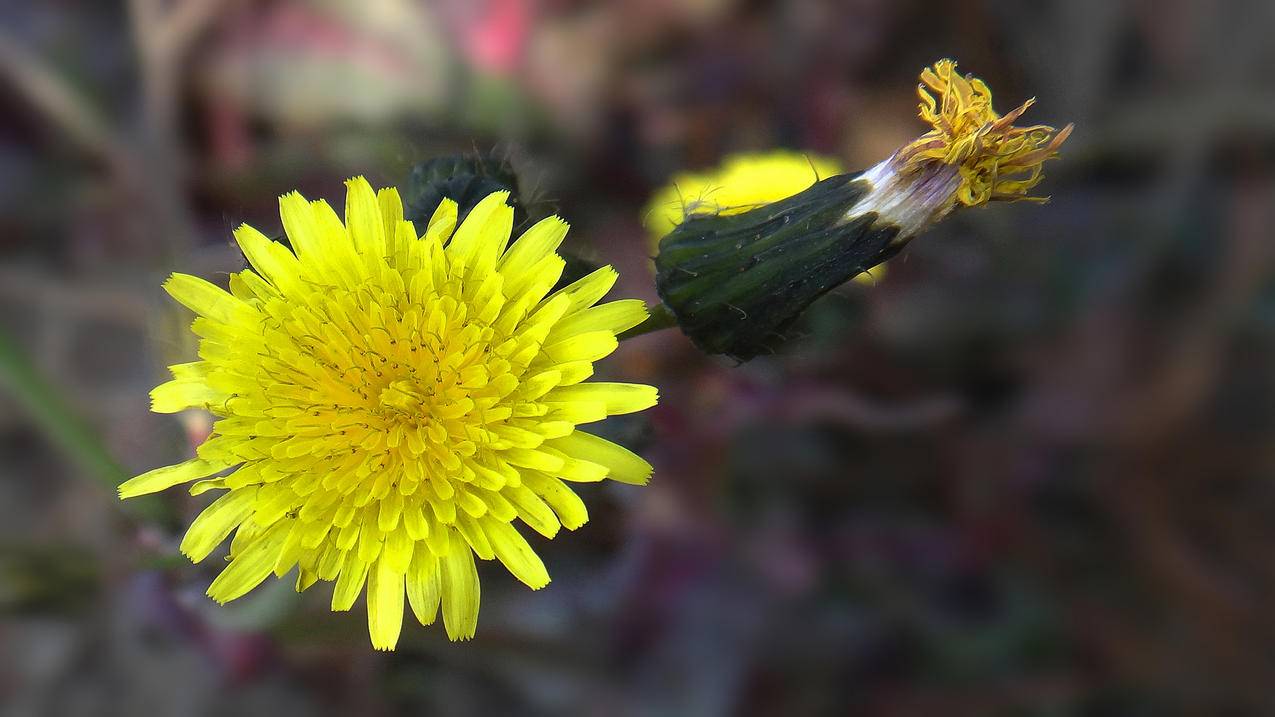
[379,378,428,413]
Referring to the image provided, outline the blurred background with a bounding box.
[3,1,1275,715]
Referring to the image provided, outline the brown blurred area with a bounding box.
[4,1,1275,715]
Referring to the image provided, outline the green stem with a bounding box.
[619,302,678,341]
[0,326,161,519]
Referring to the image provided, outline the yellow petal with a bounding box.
[228,270,275,303]
[504,253,565,304]
[229,517,266,558]
[180,487,258,561]
[310,198,362,285]
[189,478,227,496]
[503,448,565,473]
[377,187,404,238]
[499,216,568,283]
[446,191,512,275]
[296,563,319,592]
[167,361,209,381]
[278,191,324,261]
[332,548,370,611]
[549,432,653,485]
[367,556,405,651]
[547,299,648,342]
[402,501,431,541]
[520,472,588,530]
[456,513,494,560]
[272,522,306,577]
[439,530,480,640]
[233,224,301,293]
[555,361,596,386]
[545,382,658,416]
[150,379,223,413]
[543,400,608,425]
[317,544,344,581]
[519,370,562,400]
[425,198,458,244]
[541,331,618,365]
[163,273,253,325]
[484,519,549,589]
[550,452,609,483]
[457,488,491,516]
[345,176,385,258]
[406,542,441,626]
[378,488,404,533]
[550,266,617,315]
[206,521,289,603]
[477,489,517,522]
[118,458,230,499]
[504,484,562,538]
[382,525,414,574]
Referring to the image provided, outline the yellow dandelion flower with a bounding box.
[643,150,844,242]
[121,178,658,650]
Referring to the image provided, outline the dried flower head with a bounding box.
[857,59,1073,235]
[120,178,657,649]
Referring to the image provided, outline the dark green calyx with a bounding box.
[403,152,524,227]
[654,173,900,361]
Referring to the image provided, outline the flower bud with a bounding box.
[654,173,900,359]
[403,151,524,227]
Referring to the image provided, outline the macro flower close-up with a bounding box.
[118,178,657,649]
[5,2,1273,714]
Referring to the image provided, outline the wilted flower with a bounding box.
[854,59,1074,234]
[120,179,657,649]
[653,60,1072,360]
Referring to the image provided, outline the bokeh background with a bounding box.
[3,1,1275,715]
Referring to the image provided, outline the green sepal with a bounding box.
[403,152,524,228]
[654,172,900,361]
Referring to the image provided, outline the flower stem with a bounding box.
[619,302,678,341]
[0,326,163,520]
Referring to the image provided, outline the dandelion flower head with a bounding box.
[120,178,658,650]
